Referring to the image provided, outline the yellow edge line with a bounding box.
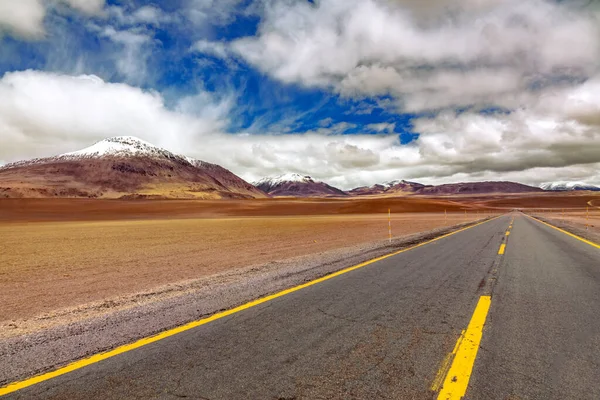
[437,296,492,400]
[526,215,600,250]
[0,216,502,397]
[498,243,506,254]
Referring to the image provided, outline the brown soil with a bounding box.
[0,197,485,223]
[474,192,600,209]
[2,192,596,333]
[0,212,487,324]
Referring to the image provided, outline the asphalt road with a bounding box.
[4,213,600,399]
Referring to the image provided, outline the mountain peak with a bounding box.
[60,136,171,159]
[254,173,315,186]
[541,181,600,191]
[253,173,346,197]
[0,136,267,199]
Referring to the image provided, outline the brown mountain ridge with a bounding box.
[0,136,266,199]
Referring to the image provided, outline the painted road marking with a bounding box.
[431,330,465,392]
[436,296,492,400]
[527,215,600,250]
[0,216,503,397]
[498,243,506,254]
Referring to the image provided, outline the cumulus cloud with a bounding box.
[0,0,46,38]
[232,0,600,112]
[0,0,105,39]
[0,70,225,161]
[3,69,600,188]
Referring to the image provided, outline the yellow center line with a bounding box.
[0,215,504,397]
[498,243,506,254]
[436,296,492,400]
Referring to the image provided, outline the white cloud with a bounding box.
[191,39,231,59]
[92,26,155,84]
[0,0,105,39]
[366,122,395,133]
[185,0,246,27]
[0,70,226,162]
[60,0,105,16]
[4,69,600,189]
[232,0,600,112]
[0,0,45,39]
[109,5,173,26]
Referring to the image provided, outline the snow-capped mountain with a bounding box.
[540,181,600,191]
[253,173,347,197]
[349,179,543,196]
[349,179,426,196]
[0,136,266,199]
[61,136,176,159]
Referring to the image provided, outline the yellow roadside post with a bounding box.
[388,208,392,243]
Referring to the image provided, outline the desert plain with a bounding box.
[1,193,598,328]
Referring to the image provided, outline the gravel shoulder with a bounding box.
[529,213,600,245]
[0,218,489,386]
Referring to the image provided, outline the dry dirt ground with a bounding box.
[2,193,597,328]
[0,197,478,222]
[1,212,486,326]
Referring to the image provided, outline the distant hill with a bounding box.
[254,173,348,197]
[349,180,426,196]
[540,181,600,191]
[0,136,267,199]
[417,181,544,195]
[349,180,544,196]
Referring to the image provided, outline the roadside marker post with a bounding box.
[586,206,589,230]
[388,208,392,244]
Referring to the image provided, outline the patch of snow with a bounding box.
[540,181,600,191]
[383,179,402,188]
[60,136,170,158]
[254,173,315,186]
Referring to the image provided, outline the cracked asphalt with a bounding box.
[6,213,600,399]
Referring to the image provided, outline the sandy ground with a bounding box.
[1,212,488,326]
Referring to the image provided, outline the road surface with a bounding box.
[2,213,600,399]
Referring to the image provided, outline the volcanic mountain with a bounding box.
[416,181,544,195]
[349,180,544,196]
[540,181,600,191]
[0,136,266,199]
[254,173,347,197]
[349,180,427,196]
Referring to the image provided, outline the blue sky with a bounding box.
[0,0,416,139]
[1,0,599,188]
